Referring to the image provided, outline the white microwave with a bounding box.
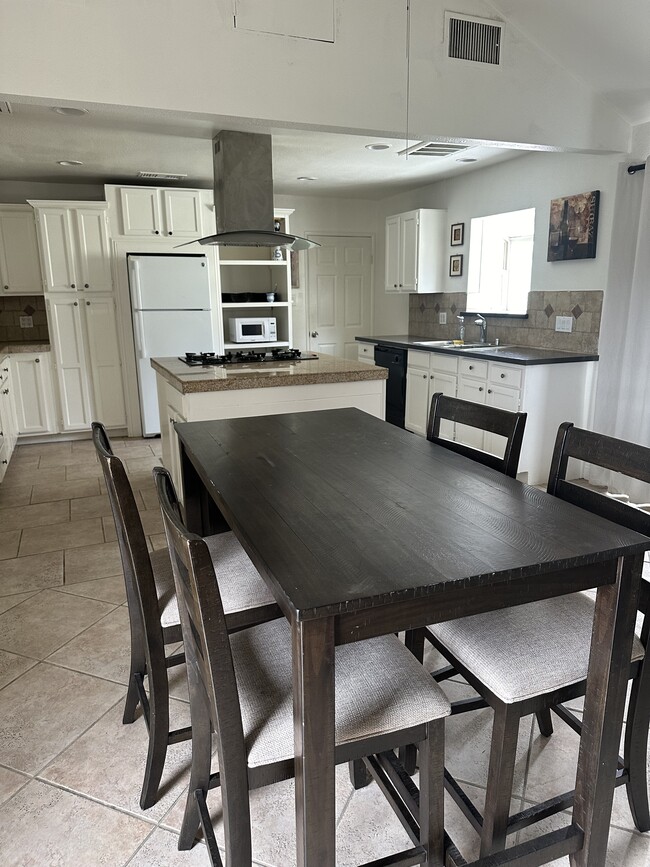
[229,316,277,343]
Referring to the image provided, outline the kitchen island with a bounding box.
[151,353,387,492]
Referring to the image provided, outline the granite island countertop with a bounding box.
[151,353,388,394]
[356,335,599,365]
[0,341,51,356]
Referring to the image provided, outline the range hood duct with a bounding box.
[196,131,318,251]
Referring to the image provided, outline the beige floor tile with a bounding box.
[0,767,29,807]
[0,589,115,658]
[47,606,132,684]
[0,530,21,560]
[0,499,69,532]
[124,456,160,473]
[102,508,162,541]
[139,486,160,511]
[0,779,151,866]
[149,533,167,551]
[0,551,63,595]
[0,649,38,689]
[0,484,32,510]
[126,828,209,866]
[5,451,40,469]
[56,573,126,604]
[71,439,97,455]
[0,590,38,613]
[64,539,122,583]
[15,441,72,458]
[65,462,104,481]
[70,493,113,520]
[118,443,158,459]
[40,698,193,822]
[2,465,66,487]
[31,477,100,504]
[39,451,98,468]
[0,663,125,774]
[19,517,104,556]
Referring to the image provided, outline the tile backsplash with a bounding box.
[0,295,49,343]
[408,290,603,353]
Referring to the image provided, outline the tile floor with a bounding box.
[0,436,649,866]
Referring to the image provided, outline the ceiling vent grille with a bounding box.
[398,142,470,158]
[447,13,502,65]
[0,100,13,114]
[137,171,188,181]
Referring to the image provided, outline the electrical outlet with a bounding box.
[438,312,447,325]
[555,315,573,333]
[19,315,33,329]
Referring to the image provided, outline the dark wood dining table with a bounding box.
[175,407,649,867]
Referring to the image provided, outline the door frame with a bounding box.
[303,232,375,356]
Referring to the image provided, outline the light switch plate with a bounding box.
[555,315,573,333]
[439,312,447,325]
[19,315,33,328]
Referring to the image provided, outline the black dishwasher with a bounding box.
[374,345,407,428]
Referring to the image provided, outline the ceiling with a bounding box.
[0,0,647,198]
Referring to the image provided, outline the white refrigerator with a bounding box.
[128,254,214,436]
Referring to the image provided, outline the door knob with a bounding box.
[311,331,319,337]
[34,358,40,364]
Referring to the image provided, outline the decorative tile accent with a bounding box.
[572,304,583,319]
[450,304,457,315]
[23,305,35,316]
[419,303,425,314]
[434,303,440,313]
[544,304,554,318]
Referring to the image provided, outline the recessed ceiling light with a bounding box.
[365,143,390,151]
[297,176,318,181]
[57,160,84,167]
[457,157,478,163]
[52,106,89,116]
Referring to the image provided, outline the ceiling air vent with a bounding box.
[137,171,188,181]
[398,142,470,158]
[446,13,503,65]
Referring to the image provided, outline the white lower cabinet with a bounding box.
[11,353,58,435]
[0,358,18,481]
[405,349,595,485]
[357,341,376,365]
[47,294,126,431]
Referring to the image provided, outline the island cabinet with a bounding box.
[385,209,446,294]
[405,349,596,485]
[0,206,43,296]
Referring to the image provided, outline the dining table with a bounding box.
[175,407,649,867]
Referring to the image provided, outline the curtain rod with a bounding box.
[627,162,646,175]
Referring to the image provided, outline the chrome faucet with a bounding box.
[457,314,465,342]
[475,314,487,344]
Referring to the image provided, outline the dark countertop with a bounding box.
[356,335,599,366]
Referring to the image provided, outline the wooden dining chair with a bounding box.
[426,392,527,478]
[424,422,650,856]
[92,422,281,810]
[154,465,452,867]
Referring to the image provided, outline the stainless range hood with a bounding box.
[195,130,319,251]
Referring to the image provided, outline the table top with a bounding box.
[176,409,649,620]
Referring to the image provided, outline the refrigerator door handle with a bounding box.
[133,311,147,359]
[129,257,143,310]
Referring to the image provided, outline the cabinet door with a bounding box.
[405,366,430,436]
[75,208,113,292]
[47,296,93,430]
[83,296,126,428]
[0,210,43,295]
[429,370,457,440]
[119,187,162,236]
[11,353,58,435]
[161,189,203,238]
[456,375,487,450]
[36,209,78,292]
[385,215,401,292]
[485,383,521,459]
[399,211,419,292]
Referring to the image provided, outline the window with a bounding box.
[466,208,535,314]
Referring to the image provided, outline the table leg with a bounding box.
[571,553,644,867]
[293,617,336,867]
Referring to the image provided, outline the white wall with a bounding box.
[0,0,629,154]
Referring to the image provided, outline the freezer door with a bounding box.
[128,254,210,310]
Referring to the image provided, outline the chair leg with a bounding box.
[480,703,521,857]
[179,708,213,850]
[401,628,426,775]
[624,662,650,832]
[535,708,554,737]
[349,758,373,790]
[139,668,170,810]
[122,670,142,724]
[419,719,445,867]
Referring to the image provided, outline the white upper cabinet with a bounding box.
[29,202,113,294]
[116,186,203,238]
[0,206,44,295]
[385,209,446,294]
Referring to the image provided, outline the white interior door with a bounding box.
[306,235,373,359]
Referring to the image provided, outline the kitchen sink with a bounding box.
[414,340,455,347]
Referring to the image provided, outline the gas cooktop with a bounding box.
[179,349,318,367]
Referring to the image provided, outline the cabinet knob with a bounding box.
[1,460,7,465]
[423,374,427,379]
[500,373,505,379]
[3,285,8,290]
[168,231,173,236]
[2,367,7,372]
[73,301,78,306]
[34,358,40,364]
[86,301,90,306]
[393,284,397,288]
[84,283,89,288]
[154,230,160,235]
[399,283,403,287]
[311,331,319,337]
[71,284,75,288]
[487,389,492,394]
[469,365,474,370]
[478,386,483,392]
[2,388,8,395]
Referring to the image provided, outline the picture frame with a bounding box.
[547,190,600,261]
[449,254,463,277]
[450,222,464,246]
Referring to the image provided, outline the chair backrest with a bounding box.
[154,466,250,846]
[91,422,165,666]
[547,421,650,615]
[426,392,527,478]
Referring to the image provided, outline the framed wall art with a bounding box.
[547,190,600,261]
[449,254,463,277]
[450,222,464,246]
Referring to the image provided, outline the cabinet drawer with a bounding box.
[489,363,523,389]
[407,349,431,370]
[459,358,488,379]
[429,353,458,375]
[357,342,375,364]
